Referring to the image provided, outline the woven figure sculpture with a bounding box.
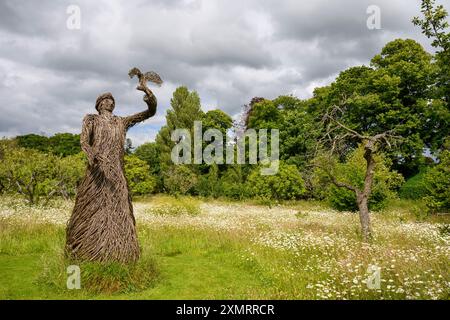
[66,68,162,264]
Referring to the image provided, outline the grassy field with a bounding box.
[0,195,448,300]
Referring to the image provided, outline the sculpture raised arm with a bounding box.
[123,67,163,130]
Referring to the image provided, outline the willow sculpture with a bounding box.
[66,68,162,264]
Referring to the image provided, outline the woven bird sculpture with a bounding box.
[66,68,162,264]
[129,67,163,94]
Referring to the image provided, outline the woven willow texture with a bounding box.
[66,69,161,264]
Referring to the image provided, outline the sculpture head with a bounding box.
[95,92,115,113]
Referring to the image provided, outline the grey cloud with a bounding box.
[0,0,447,145]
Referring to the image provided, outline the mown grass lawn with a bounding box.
[0,225,274,299]
[0,195,448,300]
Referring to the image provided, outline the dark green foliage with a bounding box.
[423,150,450,212]
[273,95,306,111]
[5,0,450,208]
[134,142,161,175]
[16,134,49,153]
[245,96,320,170]
[328,187,358,212]
[156,86,204,170]
[196,164,221,198]
[219,166,247,200]
[163,165,198,195]
[202,109,233,135]
[247,99,282,130]
[39,248,159,294]
[279,106,320,168]
[308,38,446,177]
[413,0,450,105]
[245,162,306,200]
[16,133,81,157]
[413,0,450,152]
[399,169,430,199]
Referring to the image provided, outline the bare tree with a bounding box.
[315,105,401,241]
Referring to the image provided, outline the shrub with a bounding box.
[163,165,198,195]
[399,169,429,199]
[195,164,221,197]
[134,142,161,175]
[219,166,247,200]
[124,155,157,196]
[245,162,306,200]
[423,150,450,213]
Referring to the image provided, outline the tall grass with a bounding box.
[0,196,448,300]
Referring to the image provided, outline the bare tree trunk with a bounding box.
[356,191,372,241]
[357,140,377,241]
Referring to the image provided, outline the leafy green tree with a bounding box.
[134,142,161,175]
[0,139,18,193]
[163,165,198,196]
[16,133,81,156]
[52,152,85,199]
[16,134,50,153]
[279,104,321,168]
[196,163,221,197]
[310,40,438,239]
[371,39,448,173]
[247,99,282,130]
[202,109,233,135]
[124,155,156,196]
[398,168,430,200]
[199,109,233,175]
[273,95,306,111]
[371,39,434,107]
[0,146,57,204]
[218,165,247,199]
[49,133,81,156]
[156,86,204,170]
[413,0,450,154]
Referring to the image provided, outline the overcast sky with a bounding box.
[0,0,448,146]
